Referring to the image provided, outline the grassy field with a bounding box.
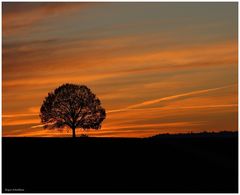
[2,132,238,193]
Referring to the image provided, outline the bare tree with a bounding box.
[40,83,106,138]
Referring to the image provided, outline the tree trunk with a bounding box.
[72,127,76,138]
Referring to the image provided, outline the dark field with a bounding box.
[2,132,238,193]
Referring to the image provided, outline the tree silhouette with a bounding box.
[40,83,106,138]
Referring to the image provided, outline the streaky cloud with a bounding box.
[3,113,38,118]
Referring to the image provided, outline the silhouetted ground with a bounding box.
[2,131,238,193]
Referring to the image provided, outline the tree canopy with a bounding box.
[40,83,106,137]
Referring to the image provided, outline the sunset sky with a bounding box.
[2,2,238,137]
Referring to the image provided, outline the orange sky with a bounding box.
[2,2,238,137]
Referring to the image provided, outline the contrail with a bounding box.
[31,124,45,129]
[107,84,235,113]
